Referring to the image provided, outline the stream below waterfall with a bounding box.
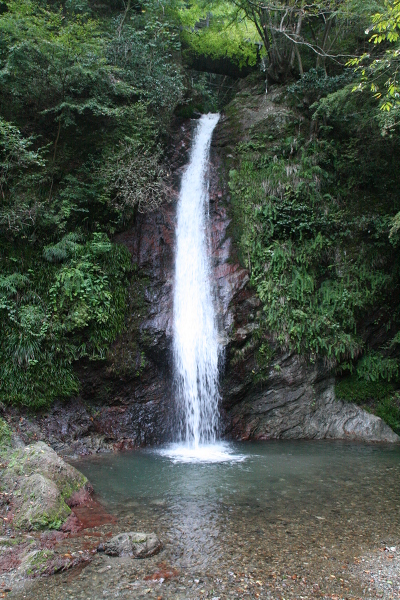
[10,440,400,599]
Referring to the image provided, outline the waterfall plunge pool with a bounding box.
[15,440,400,599]
[75,439,400,514]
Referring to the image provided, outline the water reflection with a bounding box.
[75,440,400,572]
[10,440,400,600]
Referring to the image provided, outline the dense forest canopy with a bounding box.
[1,0,400,430]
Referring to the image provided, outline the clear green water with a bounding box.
[77,440,400,512]
[11,441,400,599]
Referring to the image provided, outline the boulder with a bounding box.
[7,441,87,498]
[103,532,162,558]
[12,473,70,530]
[227,360,400,443]
[1,441,91,530]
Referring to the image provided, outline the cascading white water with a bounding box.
[173,113,221,449]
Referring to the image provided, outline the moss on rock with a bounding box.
[0,418,11,449]
[13,473,70,531]
[7,441,87,500]
[1,441,89,531]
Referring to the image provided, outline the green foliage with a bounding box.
[0,418,11,447]
[179,1,259,69]
[336,364,400,433]
[347,0,400,131]
[0,0,184,409]
[253,340,274,384]
[355,351,398,382]
[101,140,170,216]
[0,234,131,409]
[0,0,184,233]
[336,375,394,404]
[375,394,400,432]
[0,117,44,196]
[288,68,355,105]
[108,21,183,112]
[229,83,400,368]
[230,136,394,363]
[389,211,400,245]
[0,0,106,117]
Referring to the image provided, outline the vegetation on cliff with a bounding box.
[1,0,400,430]
[225,1,400,430]
[0,0,184,408]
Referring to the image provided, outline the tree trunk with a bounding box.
[295,45,303,76]
[117,0,131,38]
[48,116,62,202]
[316,18,333,70]
[290,12,303,69]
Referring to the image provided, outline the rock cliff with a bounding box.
[7,97,399,451]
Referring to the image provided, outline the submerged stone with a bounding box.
[103,532,162,558]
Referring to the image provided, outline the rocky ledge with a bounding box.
[224,353,399,443]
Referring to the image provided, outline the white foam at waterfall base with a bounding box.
[159,442,245,464]
[170,113,238,463]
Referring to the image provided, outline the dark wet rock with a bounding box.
[225,356,399,442]
[103,532,162,558]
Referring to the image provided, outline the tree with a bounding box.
[348,0,400,131]
[222,0,363,81]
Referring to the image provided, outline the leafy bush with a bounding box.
[287,68,355,104]
[356,352,398,382]
[375,395,400,434]
[0,234,131,409]
[229,127,397,364]
[0,418,12,447]
[179,2,259,70]
[101,142,170,216]
[0,0,185,410]
[336,376,394,405]
[336,372,400,433]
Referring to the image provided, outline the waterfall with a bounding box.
[173,113,220,448]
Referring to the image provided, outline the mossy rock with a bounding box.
[1,441,90,531]
[18,549,56,578]
[13,473,70,531]
[0,418,12,450]
[7,441,87,500]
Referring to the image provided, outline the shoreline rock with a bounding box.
[1,441,91,531]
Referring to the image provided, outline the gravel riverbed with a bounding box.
[6,441,400,599]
